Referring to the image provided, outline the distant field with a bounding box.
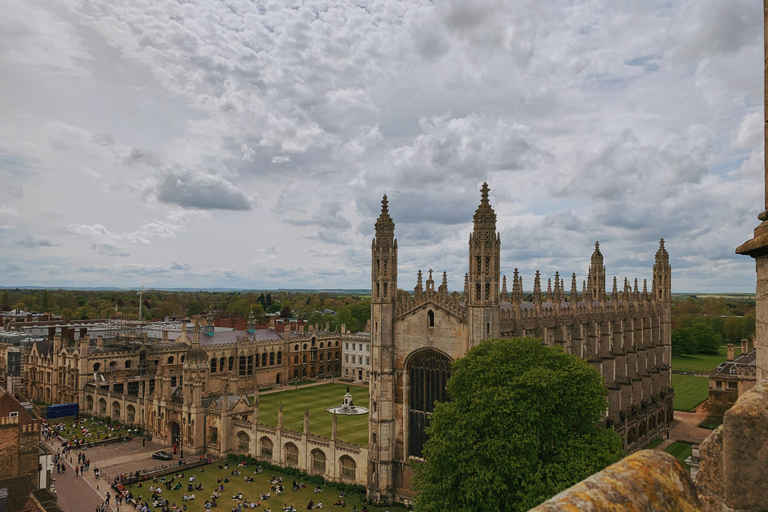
[672,345,741,374]
[255,383,369,446]
[672,374,709,412]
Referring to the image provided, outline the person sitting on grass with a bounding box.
[173,483,182,490]
[316,502,322,509]
[232,493,243,501]
[253,466,262,474]
[313,487,322,493]
[195,483,204,491]
[204,501,212,509]
[243,476,253,483]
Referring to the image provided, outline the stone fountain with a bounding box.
[326,386,368,415]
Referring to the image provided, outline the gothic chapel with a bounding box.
[367,183,673,502]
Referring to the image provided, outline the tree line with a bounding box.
[1,288,372,333]
[671,296,755,356]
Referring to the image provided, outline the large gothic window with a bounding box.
[408,349,451,458]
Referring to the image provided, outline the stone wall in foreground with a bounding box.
[529,380,768,512]
[528,450,701,512]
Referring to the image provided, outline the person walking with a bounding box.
[106,492,111,506]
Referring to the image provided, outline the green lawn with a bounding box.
[255,384,370,447]
[672,345,741,373]
[664,441,693,471]
[672,374,710,412]
[125,459,387,512]
[46,416,136,443]
[643,438,663,450]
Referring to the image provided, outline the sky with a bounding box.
[0,0,763,293]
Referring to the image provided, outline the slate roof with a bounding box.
[710,349,757,378]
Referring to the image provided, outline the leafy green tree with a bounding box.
[723,317,743,343]
[266,304,281,314]
[41,289,50,310]
[1,290,8,307]
[186,301,204,317]
[693,322,720,354]
[413,338,624,512]
[671,328,697,356]
[742,314,756,341]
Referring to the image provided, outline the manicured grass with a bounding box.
[125,460,388,512]
[664,441,693,471]
[672,345,742,374]
[643,438,663,450]
[698,417,722,430]
[255,384,369,447]
[45,416,136,443]
[672,374,710,412]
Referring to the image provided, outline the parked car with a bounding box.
[152,451,173,460]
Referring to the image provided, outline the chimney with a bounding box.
[325,322,330,331]
[741,339,749,355]
[97,335,103,348]
[162,330,169,343]
[727,343,734,361]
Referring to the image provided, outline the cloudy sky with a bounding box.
[0,0,763,292]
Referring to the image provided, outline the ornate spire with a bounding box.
[571,273,578,302]
[375,195,395,238]
[643,278,649,299]
[611,276,618,302]
[426,269,435,293]
[634,278,640,301]
[501,275,508,301]
[546,278,552,302]
[415,270,423,296]
[438,271,448,295]
[463,273,469,300]
[588,241,606,301]
[511,269,522,303]
[533,270,542,303]
[472,182,497,231]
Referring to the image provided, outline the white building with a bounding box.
[342,333,370,382]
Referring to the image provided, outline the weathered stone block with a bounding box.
[529,450,701,512]
[696,425,723,497]
[723,381,768,510]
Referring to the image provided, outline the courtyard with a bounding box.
[123,458,388,512]
[255,383,370,447]
[45,415,138,444]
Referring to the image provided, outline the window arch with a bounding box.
[219,357,225,372]
[294,344,299,351]
[262,353,267,366]
[285,443,299,467]
[294,356,299,364]
[167,356,174,365]
[109,361,117,369]
[260,437,273,459]
[247,355,253,375]
[237,431,250,453]
[340,456,356,481]
[407,349,452,458]
[124,360,132,369]
[303,344,308,350]
[269,352,275,365]
[211,358,218,372]
[311,449,326,474]
[277,351,282,364]
[302,355,307,363]
[228,356,234,371]
[93,363,101,373]
[320,342,324,348]
[239,356,246,376]
[428,310,435,327]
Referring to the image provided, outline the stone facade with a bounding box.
[368,185,673,502]
[708,343,757,407]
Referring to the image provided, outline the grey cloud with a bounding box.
[155,168,255,211]
[15,235,55,248]
[125,147,162,167]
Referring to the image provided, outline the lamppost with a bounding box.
[294,377,299,390]
[180,431,184,459]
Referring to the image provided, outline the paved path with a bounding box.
[259,379,366,395]
[44,435,176,512]
[656,403,713,450]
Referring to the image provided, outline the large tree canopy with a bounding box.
[413,338,624,512]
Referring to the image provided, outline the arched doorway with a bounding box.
[85,395,94,413]
[407,349,452,458]
[171,422,181,445]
